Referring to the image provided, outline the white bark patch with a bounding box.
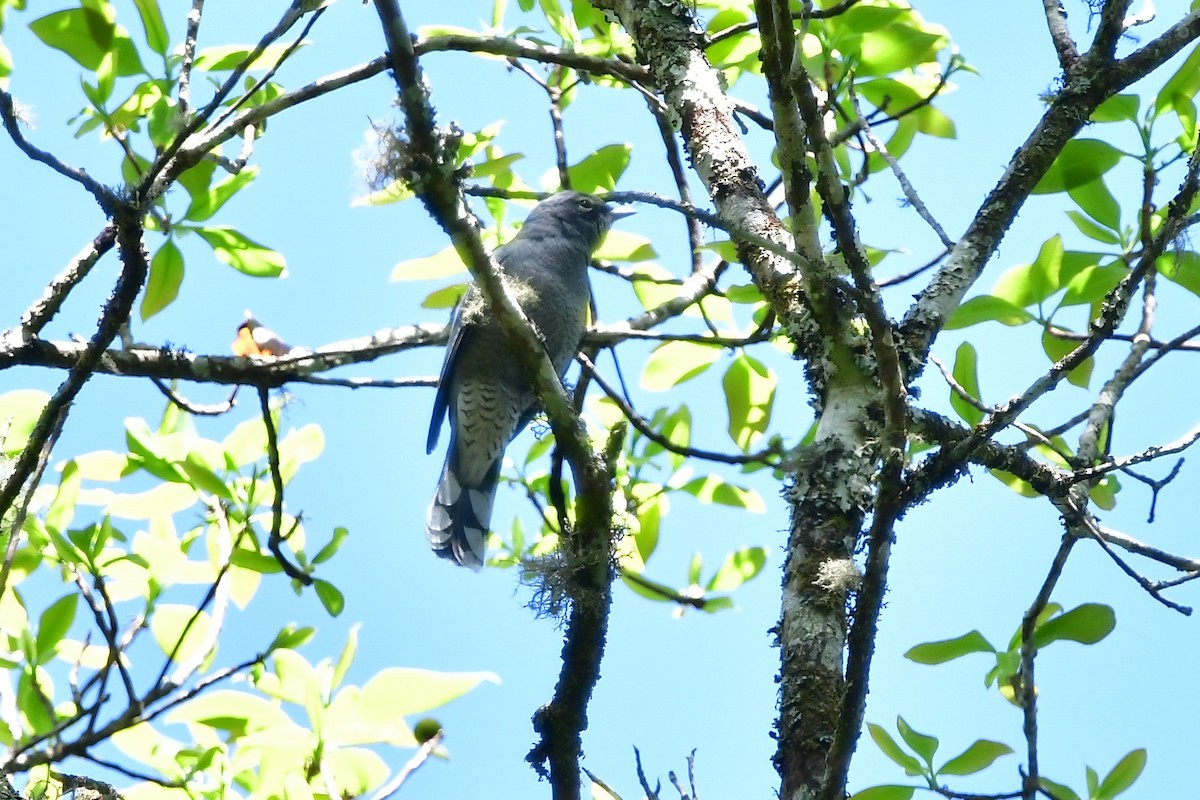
[815,557,862,595]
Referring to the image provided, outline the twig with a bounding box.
[141,3,309,200]
[634,746,661,800]
[367,731,444,800]
[877,248,949,288]
[0,421,59,604]
[0,89,116,208]
[19,225,117,336]
[1,324,446,386]
[1042,0,1080,70]
[213,7,327,131]
[1080,516,1191,613]
[1068,424,1200,483]
[928,355,1073,462]
[619,568,706,609]
[1119,457,1184,523]
[72,570,138,707]
[1019,533,1077,799]
[851,91,955,250]
[177,0,206,117]
[0,214,149,528]
[507,59,572,189]
[583,768,625,800]
[577,352,780,466]
[78,753,184,787]
[257,387,310,583]
[706,1,864,46]
[151,379,240,416]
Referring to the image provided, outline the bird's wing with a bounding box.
[427,295,474,455]
[428,239,523,454]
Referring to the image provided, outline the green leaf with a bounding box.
[1089,473,1119,510]
[150,605,213,667]
[1091,93,1139,123]
[945,295,1034,329]
[993,235,1064,307]
[184,166,260,222]
[314,579,344,616]
[620,570,677,603]
[279,423,325,476]
[1066,210,1120,245]
[849,787,916,800]
[179,454,232,500]
[988,468,1039,498]
[312,526,349,565]
[270,624,317,652]
[131,0,168,56]
[1034,603,1115,648]
[1033,139,1124,194]
[867,723,923,775]
[391,245,466,281]
[195,226,286,277]
[325,748,389,798]
[1041,329,1093,389]
[723,354,776,450]
[1039,777,1082,800]
[72,450,130,481]
[1096,749,1146,799]
[35,594,78,663]
[594,229,657,262]
[46,460,82,534]
[937,740,1012,776]
[421,282,469,309]
[193,42,308,72]
[1157,251,1200,298]
[167,689,295,735]
[331,624,359,691]
[896,717,938,765]
[141,239,184,321]
[949,342,984,426]
[223,416,269,467]
[566,143,631,193]
[352,179,414,207]
[1060,263,1126,308]
[680,474,765,512]
[231,549,284,574]
[705,547,768,592]
[0,389,50,454]
[1155,43,1200,122]
[1067,178,1121,231]
[360,667,499,718]
[850,13,949,75]
[29,8,145,76]
[640,340,721,391]
[904,630,995,664]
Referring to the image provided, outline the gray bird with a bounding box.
[425,191,630,570]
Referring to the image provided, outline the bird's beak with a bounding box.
[609,205,636,221]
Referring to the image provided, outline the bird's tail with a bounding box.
[425,453,500,570]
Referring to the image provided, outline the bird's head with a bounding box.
[520,191,633,250]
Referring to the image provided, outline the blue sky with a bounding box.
[2,1,1198,798]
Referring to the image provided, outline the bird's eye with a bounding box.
[577,197,596,211]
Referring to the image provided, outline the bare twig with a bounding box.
[151,379,240,415]
[367,731,445,800]
[177,0,206,117]
[19,225,117,336]
[257,387,310,584]
[0,214,149,526]
[577,352,780,466]
[0,89,116,208]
